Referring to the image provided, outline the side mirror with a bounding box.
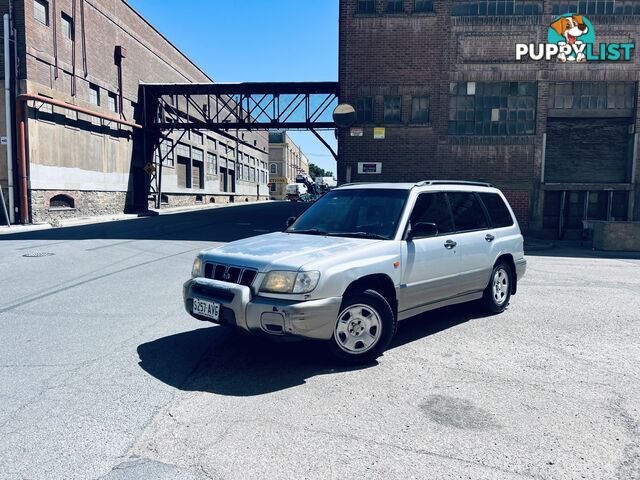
[286,216,297,228]
[408,222,438,240]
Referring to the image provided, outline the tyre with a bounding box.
[481,261,513,314]
[327,289,397,364]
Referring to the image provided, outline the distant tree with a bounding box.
[309,163,334,179]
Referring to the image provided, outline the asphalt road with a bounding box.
[0,202,639,480]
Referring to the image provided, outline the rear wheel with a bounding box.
[481,261,512,314]
[327,289,396,364]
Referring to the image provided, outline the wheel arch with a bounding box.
[494,253,517,295]
[343,274,398,317]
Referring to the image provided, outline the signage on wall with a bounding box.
[270,177,289,184]
[516,13,635,62]
[358,162,382,174]
[373,127,386,140]
[350,127,363,137]
[0,136,7,145]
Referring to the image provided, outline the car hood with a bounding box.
[200,231,382,271]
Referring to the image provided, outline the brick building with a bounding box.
[268,131,310,200]
[0,0,269,225]
[338,0,640,236]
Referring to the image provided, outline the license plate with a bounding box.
[192,298,220,321]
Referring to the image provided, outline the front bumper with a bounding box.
[183,277,341,340]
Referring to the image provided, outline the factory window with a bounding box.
[386,0,404,13]
[552,0,640,15]
[107,92,118,113]
[250,167,256,183]
[270,183,277,193]
[270,163,277,174]
[414,0,434,12]
[269,132,284,143]
[449,82,537,135]
[244,164,250,180]
[549,82,635,110]
[33,0,49,26]
[207,136,216,151]
[452,0,542,15]
[356,97,373,123]
[157,138,174,167]
[384,96,402,123]
[207,153,217,175]
[61,12,73,40]
[358,0,376,14]
[192,131,204,145]
[49,194,75,210]
[89,84,100,106]
[411,96,431,123]
[192,147,204,163]
[176,143,190,158]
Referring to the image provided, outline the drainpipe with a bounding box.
[3,13,14,224]
[15,93,142,224]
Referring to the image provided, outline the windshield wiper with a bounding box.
[328,232,389,240]
[288,228,329,236]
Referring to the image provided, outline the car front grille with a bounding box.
[204,263,258,287]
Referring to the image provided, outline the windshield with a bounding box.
[286,188,409,240]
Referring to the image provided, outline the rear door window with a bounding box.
[478,193,515,228]
[447,192,489,232]
[409,192,454,235]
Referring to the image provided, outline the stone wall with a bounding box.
[30,190,127,223]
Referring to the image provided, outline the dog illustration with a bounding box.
[550,15,589,62]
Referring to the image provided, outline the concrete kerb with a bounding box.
[0,200,276,235]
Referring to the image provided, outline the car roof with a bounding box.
[336,181,500,193]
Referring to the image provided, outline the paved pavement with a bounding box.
[0,202,639,480]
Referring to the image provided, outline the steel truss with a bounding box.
[141,82,340,208]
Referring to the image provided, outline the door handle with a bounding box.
[485,234,495,242]
[444,239,457,249]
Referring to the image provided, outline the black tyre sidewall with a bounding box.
[483,262,513,314]
[327,289,396,364]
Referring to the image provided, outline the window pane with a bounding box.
[34,0,48,25]
[108,93,118,113]
[415,0,433,11]
[358,0,376,13]
[89,84,100,106]
[410,193,454,234]
[452,1,542,16]
[61,13,72,39]
[478,193,514,228]
[356,97,373,123]
[384,96,401,123]
[447,192,489,231]
[411,96,430,123]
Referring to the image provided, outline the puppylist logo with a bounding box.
[516,13,635,63]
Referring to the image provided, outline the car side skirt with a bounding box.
[397,290,484,321]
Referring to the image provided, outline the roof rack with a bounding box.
[415,180,494,188]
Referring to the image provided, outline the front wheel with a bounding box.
[481,262,513,314]
[327,289,397,364]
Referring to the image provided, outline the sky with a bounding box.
[128,0,339,175]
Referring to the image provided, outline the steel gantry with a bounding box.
[140,81,340,208]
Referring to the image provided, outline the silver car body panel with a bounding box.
[183,183,527,340]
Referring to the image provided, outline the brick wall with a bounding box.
[338,0,640,230]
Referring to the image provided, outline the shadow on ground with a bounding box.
[0,202,310,244]
[137,303,487,397]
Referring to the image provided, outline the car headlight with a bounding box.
[260,271,320,294]
[192,257,203,277]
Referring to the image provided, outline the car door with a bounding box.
[446,191,493,294]
[399,192,463,316]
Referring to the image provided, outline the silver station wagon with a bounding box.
[184,181,527,363]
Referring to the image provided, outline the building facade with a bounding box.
[268,131,310,200]
[0,0,269,225]
[338,0,640,236]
